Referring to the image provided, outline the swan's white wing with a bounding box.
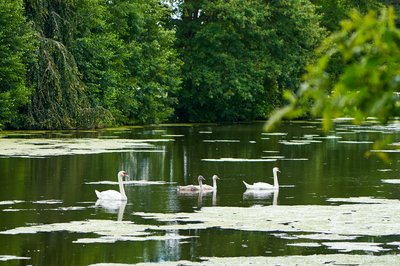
[95,189,123,200]
[243,182,276,190]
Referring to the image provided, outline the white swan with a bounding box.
[95,170,129,200]
[202,175,220,191]
[177,175,205,192]
[242,167,280,190]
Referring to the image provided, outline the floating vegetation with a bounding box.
[203,140,240,143]
[259,155,308,161]
[261,156,285,159]
[280,158,309,161]
[378,169,393,172]
[287,242,321,247]
[279,140,316,145]
[201,158,277,162]
[325,197,397,204]
[0,219,194,244]
[338,141,374,144]
[74,232,192,244]
[322,242,388,253]
[294,233,357,241]
[6,197,400,247]
[388,242,400,249]
[33,200,63,204]
[134,198,400,237]
[381,179,400,184]
[85,180,173,185]
[0,138,172,157]
[104,254,400,265]
[261,132,288,136]
[0,200,24,205]
[370,149,400,153]
[0,255,30,262]
[308,135,342,140]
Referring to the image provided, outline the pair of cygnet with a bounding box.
[177,174,220,192]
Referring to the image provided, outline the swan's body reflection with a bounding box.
[178,189,217,208]
[95,199,127,221]
[243,189,279,205]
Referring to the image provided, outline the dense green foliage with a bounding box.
[74,0,181,126]
[311,0,383,32]
[266,7,400,132]
[0,0,394,129]
[174,0,324,122]
[21,0,181,129]
[0,0,35,128]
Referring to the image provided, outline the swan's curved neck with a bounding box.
[199,179,203,190]
[213,178,217,190]
[273,171,279,188]
[118,174,127,200]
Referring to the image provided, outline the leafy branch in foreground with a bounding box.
[265,7,400,133]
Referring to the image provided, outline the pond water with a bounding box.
[1,121,400,265]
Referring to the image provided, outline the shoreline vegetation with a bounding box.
[1,1,394,130]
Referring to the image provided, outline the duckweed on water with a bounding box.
[0,138,172,157]
[89,254,400,265]
[3,197,400,243]
[135,198,400,237]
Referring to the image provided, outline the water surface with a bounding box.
[1,121,400,265]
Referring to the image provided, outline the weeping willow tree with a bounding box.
[24,0,95,129]
[22,0,180,129]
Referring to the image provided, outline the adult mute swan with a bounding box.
[95,171,129,200]
[202,175,220,191]
[243,167,280,190]
[177,175,205,192]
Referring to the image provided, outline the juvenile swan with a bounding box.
[243,167,280,190]
[95,171,129,200]
[202,175,220,191]
[177,175,206,192]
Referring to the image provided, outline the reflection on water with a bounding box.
[243,189,279,206]
[95,200,127,221]
[1,121,400,265]
[177,189,217,209]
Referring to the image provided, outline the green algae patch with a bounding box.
[0,138,173,157]
[0,255,30,262]
[135,198,400,237]
[0,219,193,244]
[89,254,400,265]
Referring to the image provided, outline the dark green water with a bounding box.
[1,121,400,265]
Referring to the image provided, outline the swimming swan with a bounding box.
[177,175,206,192]
[202,175,220,191]
[95,171,129,200]
[243,167,280,190]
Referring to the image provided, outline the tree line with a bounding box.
[0,0,394,129]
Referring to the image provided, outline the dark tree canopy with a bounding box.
[174,0,325,122]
